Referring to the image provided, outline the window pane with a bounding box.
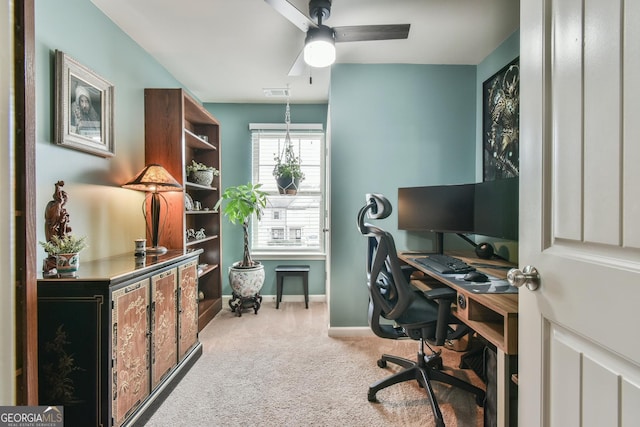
[254,195,322,250]
[251,129,324,252]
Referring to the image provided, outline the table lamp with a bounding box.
[122,164,182,254]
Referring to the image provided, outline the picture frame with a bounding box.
[482,56,519,181]
[55,50,114,157]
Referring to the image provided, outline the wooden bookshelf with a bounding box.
[144,88,223,330]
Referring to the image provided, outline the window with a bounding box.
[251,124,325,253]
[290,227,302,240]
[271,228,285,240]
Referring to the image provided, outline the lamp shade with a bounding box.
[122,164,182,193]
[304,25,336,68]
[122,164,182,254]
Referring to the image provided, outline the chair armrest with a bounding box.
[423,287,456,301]
[400,265,416,282]
[423,287,457,346]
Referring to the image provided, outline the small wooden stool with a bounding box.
[275,265,310,309]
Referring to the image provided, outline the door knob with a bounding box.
[507,266,540,291]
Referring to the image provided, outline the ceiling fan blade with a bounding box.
[264,0,317,32]
[333,24,410,43]
[288,49,306,77]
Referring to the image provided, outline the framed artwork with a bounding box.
[482,56,519,181]
[55,50,114,157]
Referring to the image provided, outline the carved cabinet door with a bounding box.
[150,268,178,388]
[178,260,199,360]
[111,279,150,427]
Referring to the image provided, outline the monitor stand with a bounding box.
[455,233,508,261]
[435,232,444,254]
[435,231,507,261]
[435,232,477,254]
[456,233,478,248]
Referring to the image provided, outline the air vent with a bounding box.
[263,88,290,97]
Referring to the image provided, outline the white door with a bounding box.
[518,0,640,425]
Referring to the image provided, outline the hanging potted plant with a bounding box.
[273,142,305,195]
[39,234,88,277]
[186,160,219,187]
[214,183,268,315]
[272,99,305,195]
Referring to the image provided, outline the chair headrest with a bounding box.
[357,193,392,235]
[365,193,392,220]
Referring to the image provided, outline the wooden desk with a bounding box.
[399,251,518,355]
[399,251,518,427]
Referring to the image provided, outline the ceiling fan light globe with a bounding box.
[304,40,336,67]
[303,25,336,68]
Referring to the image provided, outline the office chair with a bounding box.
[357,194,485,427]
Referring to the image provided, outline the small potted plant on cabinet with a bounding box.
[186,160,219,187]
[39,234,88,277]
[273,142,304,195]
[214,182,268,316]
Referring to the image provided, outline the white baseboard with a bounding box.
[327,327,375,337]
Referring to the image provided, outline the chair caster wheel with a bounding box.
[377,359,387,368]
[367,391,377,402]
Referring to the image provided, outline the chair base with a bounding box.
[368,344,485,427]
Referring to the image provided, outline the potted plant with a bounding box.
[186,160,219,186]
[39,234,88,277]
[273,142,305,195]
[214,183,268,315]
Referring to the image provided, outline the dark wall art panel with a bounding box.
[483,57,519,181]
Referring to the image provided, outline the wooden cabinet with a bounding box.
[144,88,222,331]
[150,268,177,389]
[37,251,202,427]
[113,278,151,426]
[177,259,199,360]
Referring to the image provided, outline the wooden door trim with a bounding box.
[14,0,38,404]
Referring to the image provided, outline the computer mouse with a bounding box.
[463,271,490,282]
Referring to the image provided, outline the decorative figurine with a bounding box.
[195,228,206,240]
[186,228,196,241]
[43,181,73,274]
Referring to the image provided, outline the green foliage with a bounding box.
[214,183,268,267]
[186,160,219,176]
[215,183,268,226]
[273,143,305,180]
[39,235,88,255]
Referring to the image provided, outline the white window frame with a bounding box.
[250,123,326,256]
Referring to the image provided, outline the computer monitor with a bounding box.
[473,178,518,241]
[398,178,518,241]
[397,183,475,233]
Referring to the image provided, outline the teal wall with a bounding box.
[325,33,521,328]
[35,0,185,264]
[203,103,328,296]
[328,64,477,327]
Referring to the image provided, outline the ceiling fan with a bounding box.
[264,0,411,76]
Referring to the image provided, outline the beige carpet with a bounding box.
[142,301,484,426]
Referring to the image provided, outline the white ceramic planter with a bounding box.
[228,262,265,297]
[190,170,214,186]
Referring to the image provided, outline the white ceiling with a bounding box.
[90,0,519,104]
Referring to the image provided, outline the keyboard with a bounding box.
[413,254,476,274]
